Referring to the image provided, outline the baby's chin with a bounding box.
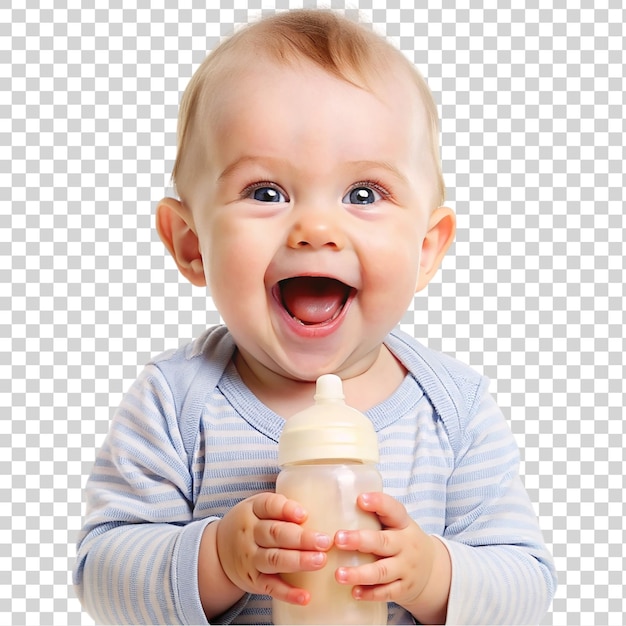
[268,340,384,386]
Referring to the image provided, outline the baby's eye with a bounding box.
[253,187,285,202]
[244,184,287,203]
[342,185,385,205]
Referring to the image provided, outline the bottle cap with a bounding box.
[278,374,379,465]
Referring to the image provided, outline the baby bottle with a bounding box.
[272,374,387,625]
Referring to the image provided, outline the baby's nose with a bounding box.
[286,206,346,250]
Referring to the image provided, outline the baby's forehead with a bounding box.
[202,49,428,121]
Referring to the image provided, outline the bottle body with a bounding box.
[272,462,387,625]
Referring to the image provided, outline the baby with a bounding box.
[74,9,556,625]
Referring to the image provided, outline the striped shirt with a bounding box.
[74,325,556,624]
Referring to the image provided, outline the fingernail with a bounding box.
[335,531,347,545]
[336,567,348,583]
[293,506,306,520]
[353,586,363,599]
[312,552,325,566]
[360,493,371,506]
[316,534,331,549]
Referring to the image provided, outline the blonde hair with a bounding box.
[172,9,445,206]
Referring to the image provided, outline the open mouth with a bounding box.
[276,276,355,326]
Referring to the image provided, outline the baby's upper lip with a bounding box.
[273,272,356,289]
[266,258,360,292]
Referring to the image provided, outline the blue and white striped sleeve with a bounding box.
[73,363,213,625]
[441,389,557,625]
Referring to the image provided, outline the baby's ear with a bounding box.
[156,197,206,286]
[415,206,456,293]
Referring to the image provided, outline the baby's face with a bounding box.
[183,58,451,382]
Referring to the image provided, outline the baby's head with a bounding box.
[171,9,445,208]
[157,9,455,383]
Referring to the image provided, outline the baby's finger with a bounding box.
[336,558,397,588]
[256,547,328,574]
[255,520,332,552]
[252,492,307,523]
[352,579,404,603]
[334,528,397,557]
[255,572,311,606]
[357,492,411,530]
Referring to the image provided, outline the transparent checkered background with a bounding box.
[2,0,624,624]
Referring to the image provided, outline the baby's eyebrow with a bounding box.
[217,155,291,182]
[217,155,409,186]
[346,160,409,185]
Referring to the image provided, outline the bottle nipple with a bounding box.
[314,374,345,402]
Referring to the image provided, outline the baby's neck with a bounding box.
[234,344,407,418]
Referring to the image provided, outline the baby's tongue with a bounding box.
[280,277,348,325]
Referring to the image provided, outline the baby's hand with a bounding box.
[215,492,332,605]
[334,492,450,622]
